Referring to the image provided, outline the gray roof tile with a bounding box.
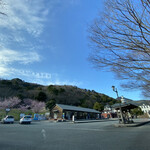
[56,104,100,113]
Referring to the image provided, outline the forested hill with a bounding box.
[0,78,118,109]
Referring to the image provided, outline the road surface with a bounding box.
[0,120,150,150]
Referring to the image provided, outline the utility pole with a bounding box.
[112,86,124,124]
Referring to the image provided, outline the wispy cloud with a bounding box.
[0,67,81,86]
[0,49,40,65]
[0,64,10,77]
[0,0,48,81]
[0,0,81,86]
[47,80,82,86]
[29,74,82,86]
[0,49,41,78]
[0,0,48,37]
[10,69,52,80]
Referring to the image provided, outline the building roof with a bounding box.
[137,101,150,106]
[56,104,100,113]
[112,102,138,110]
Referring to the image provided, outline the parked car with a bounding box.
[20,115,32,124]
[1,115,14,124]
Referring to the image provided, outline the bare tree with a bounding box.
[89,0,150,97]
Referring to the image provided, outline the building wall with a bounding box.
[50,105,63,119]
[50,105,100,120]
[101,112,117,119]
[139,104,150,117]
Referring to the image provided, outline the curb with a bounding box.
[74,120,104,123]
[133,121,150,127]
[114,120,150,127]
[72,119,118,124]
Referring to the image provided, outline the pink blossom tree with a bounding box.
[31,100,45,113]
[19,98,46,113]
[0,97,46,113]
[0,97,21,109]
[18,98,33,112]
[19,105,29,112]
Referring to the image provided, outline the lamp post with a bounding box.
[112,86,124,124]
[112,86,119,98]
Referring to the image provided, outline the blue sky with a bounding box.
[0,0,144,100]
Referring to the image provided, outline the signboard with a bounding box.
[6,108,10,112]
[34,114,39,120]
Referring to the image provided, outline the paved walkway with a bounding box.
[39,118,150,127]
[68,118,150,127]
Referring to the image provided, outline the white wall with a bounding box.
[139,104,150,117]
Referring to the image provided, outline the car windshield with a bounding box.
[24,116,31,118]
[7,116,14,118]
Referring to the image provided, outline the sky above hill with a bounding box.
[0,0,144,100]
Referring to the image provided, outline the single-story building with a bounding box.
[50,104,101,120]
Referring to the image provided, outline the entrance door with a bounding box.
[54,113,57,120]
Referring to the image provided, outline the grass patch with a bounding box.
[0,109,34,121]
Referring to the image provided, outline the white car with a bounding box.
[20,115,32,124]
[1,115,14,124]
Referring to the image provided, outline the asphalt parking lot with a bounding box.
[0,120,150,150]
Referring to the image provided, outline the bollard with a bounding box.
[72,115,75,123]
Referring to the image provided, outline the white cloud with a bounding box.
[47,80,82,86]
[10,69,51,79]
[0,0,82,87]
[30,75,82,86]
[0,48,81,86]
[0,66,52,80]
[0,0,48,37]
[0,48,41,78]
[0,64,10,76]
[0,49,40,65]
[0,66,81,86]
[0,0,55,83]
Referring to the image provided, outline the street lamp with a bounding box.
[112,86,124,124]
[112,86,119,98]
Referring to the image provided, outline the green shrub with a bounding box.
[0,109,34,121]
